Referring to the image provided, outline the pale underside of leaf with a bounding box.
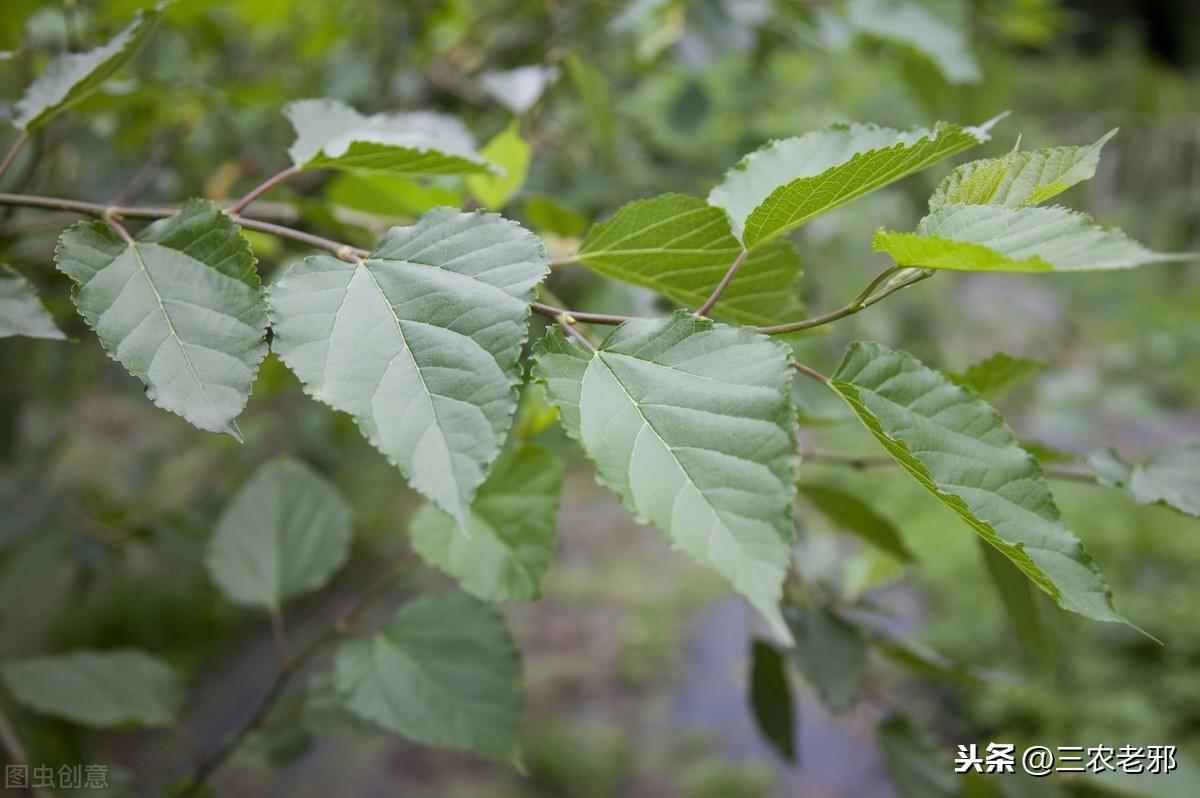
[14,3,164,130]
[576,193,804,326]
[830,341,1125,625]
[285,98,495,176]
[54,199,268,439]
[0,263,66,340]
[930,129,1118,210]
[534,311,799,642]
[874,203,1195,272]
[708,120,996,246]
[268,208,548,530]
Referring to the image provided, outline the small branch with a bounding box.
[548,255,579,268]
[230,215,369,261]
[228,165,301,216]
[1042,463,1100,483]
[530,301,631,326]
[759,266,933,335]
[169,721,208,769]
[804,447,1104,484]
[790,360,830,385]
[104,212,134,245]
[0,131,30,183]
[697,249,748,317]
[269,607,291,668]
[557,314,598,352]
[0,702,54,798]
[178,555,418,797]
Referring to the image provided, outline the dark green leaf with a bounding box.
[798,483,913,560]
[877,715,963,798]
[979,539,1065,664]
[748,640,796,762]
[787,604,868,712]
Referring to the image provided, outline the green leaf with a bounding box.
[523,195,587,237]
[332,593,523,761]
[930,130,1118,210]
[268,207,548,530]
[467,121,532,210]
[708,119,996,246]
[829,341,1126,625]
[787,604,867,712]
[206,457,352,609]
[324,173,464,218]
[54,199,268,439]
[979,539,1065,664]
[575,193,804,327]
[0,263,65,340]
[873,204,1194,272]
[285,99,495,177]
[865,626,989,684]
[748,640,796,762]
[847,0,980,84]
[1,649,183,728]
[564,53,616,163]
[410,446,563,603]
[798,483,913,560]
[14,3,165,130]
[1090,442,1200,519]
[534,311,798,642]
[877,715,963,798]
[946,352,1046,399]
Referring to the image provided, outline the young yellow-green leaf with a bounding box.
[1090,441,1200,519]
[930,129,1118,210]
[2,649,183,728]
[575,193,804,326]
[285,99,495,177]
[206,457,352,609]
[467,121,532,210]
[798,484,913,561]
[14,3,165,130]
[847,0,980,85]
[749,640,797,762]
[708,119,996,246]
[874,203,1194,272]
[787,604,868,712]
[268,208,549,531]
[332,594,523,761]
[534,311,799,642]
[54,199,268,439]
[946,352,1046,399]
[0,263,65,340]
[409,446,563,603]
[324,173,464,218]
[830,341,1126,625]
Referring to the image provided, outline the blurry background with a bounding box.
[1,1,1198,796]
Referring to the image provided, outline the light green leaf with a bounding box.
[332,593,523,761]
[14,3,165,130]
[523,195,587,237]
[1090,442,1200,519]
[55,199,268,439]
[830,341,1126,625]
[798,483,912,560]
[749,640,796,762]
[285,99,494,177]
[565,53,616,163]
[2,649,183,728]
[930,129,1118,210]
[877,715,963,798]
[787,604,868,712]
[847,0,980,84]
[946,352,1046,399]
[206,457,352,609]
[0,263,65,340]
[534,311,798,642]
[479,65,560,114]
[708,119,996,246]
[874,203,1194,272]
[575,193,804,326]
[410,446,563,603]
[268,208,548,530]
[467,122,532,210]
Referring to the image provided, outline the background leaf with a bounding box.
[708,120,995,245]
[798,483,913,560]
[332,593,523,761]
[564,53,615,163]
[2,649,183,728]
[946,352,1046,399]
[575,193,804,326]
[0,263,65,340]
[1090,442,1200,519]
[748,640,797,762]
[467,121,532,210]
[877,715,963,798]
[787,604,868,712]
[979,539,1065,663]
[54,198,268,439]
[285,99,494,177]
[534,311,799,642]
[830,341,1127,625]
[410,446,563,603]
[479,65,560,114]
[206,457,353,609]
[14,3,165,130]
[268,207,548,530]
[846,0,980,84]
